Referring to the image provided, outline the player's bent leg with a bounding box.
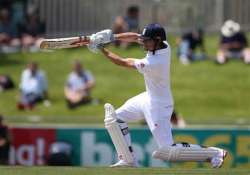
[104,103,138,167]
[152,143,227,168]
[150,118,174,147]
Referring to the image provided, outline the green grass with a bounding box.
[0,35,250,125]
[0,167,249,175]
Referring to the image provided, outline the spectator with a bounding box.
[64,61,95,109]
[216,20,250,64]
[0,115,11,165]
[112,5,140,47]
[177,29,206,65]
[0,74,14,92]
[18,5,45,52]
[17,62,48,110]
[0,8,20,53]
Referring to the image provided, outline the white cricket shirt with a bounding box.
[134,41,174,106]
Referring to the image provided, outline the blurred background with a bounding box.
[30,0,250,36]
[0,0,249,169]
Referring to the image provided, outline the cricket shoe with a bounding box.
[110,159,139,168]
[210,147,227,168]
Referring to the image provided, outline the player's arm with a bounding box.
[114,32,141,44]
[89,30,142,49]
[84,79,95,91]
[100,47,136,69]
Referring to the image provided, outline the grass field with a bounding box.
[0,34,250,125]
[0,167,249,175]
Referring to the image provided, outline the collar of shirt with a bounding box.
[147,47,168,56]
[147,41,169,56]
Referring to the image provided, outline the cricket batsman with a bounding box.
[87,23,227,168]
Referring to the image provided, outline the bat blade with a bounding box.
[40,36,90,49]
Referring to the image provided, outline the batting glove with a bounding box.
[88,35,106,53]
[88,43,98,53]
[88,34,102,53]
[87,43,104,53]
[95,29,114,44]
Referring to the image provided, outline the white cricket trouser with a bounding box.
[116,92,174,147]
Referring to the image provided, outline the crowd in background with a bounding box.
[0,60,96,165]
[1,2,249,64]
[177,20,250,65]
[0,60,96,110]
[112,5,250,65]
[0,0,45,53]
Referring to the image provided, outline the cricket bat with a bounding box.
[39,35,90,49]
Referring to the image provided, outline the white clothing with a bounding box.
[116,92,174,147]
[134,42,173,105]
[116,42,174,147]
[66,71,94,91]
[20,69,47,95]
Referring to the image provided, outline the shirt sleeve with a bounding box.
[134,58,151,74]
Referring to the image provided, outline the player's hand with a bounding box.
[88,34,103,53]
[88,29,113,53]
[88,43,99,53]
[89,29,113,46]
[88,42,104,53]
[95,29,114,44]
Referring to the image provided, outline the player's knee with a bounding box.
[115,110,128,123]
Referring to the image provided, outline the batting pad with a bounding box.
[152,143,220,162]
[104,103,134,163]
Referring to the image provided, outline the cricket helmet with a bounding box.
[140,23,167,41]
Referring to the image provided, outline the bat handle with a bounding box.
[79,35,90,45]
